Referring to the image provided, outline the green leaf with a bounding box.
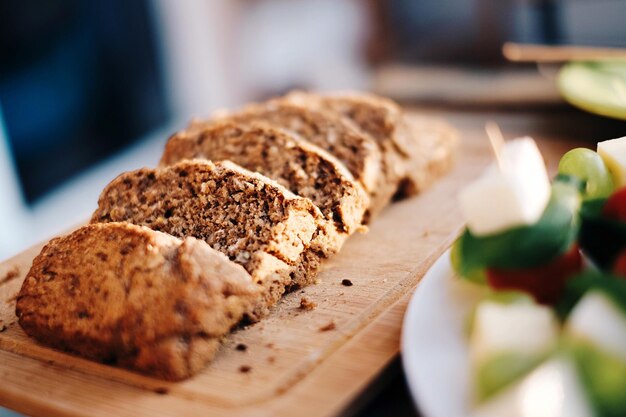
[566,339,626,417]
[556,271,626,320]
[476,352,546,402]
[459,181,581,273]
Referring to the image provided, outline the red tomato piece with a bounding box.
[603,186,626,221]
[486,245,583,304]
[614,250,626,278]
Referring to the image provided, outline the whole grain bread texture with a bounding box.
[161,122,371,289]
[161,121,368,235]
[282,91,458,214]
[91,159,323,317]
[191,102,382,196]
[16,222,259,380]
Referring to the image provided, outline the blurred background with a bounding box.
[1,0,626,260]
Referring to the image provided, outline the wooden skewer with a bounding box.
[485,121,506,172]
[503,42,626,63]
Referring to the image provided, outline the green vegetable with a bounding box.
[457,181,581,274]
[556,270,626,320]
[558,148,614,200]
[450,238,486,284]
[558,61,626,121]
[476,352,547,402]
[566,339,626,417]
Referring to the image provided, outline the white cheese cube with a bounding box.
[565,291,626,361]
[470,301,559,364]
[472,358,593,417]
[597,136,626,187]
[460,137,551,236]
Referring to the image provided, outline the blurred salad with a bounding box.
[450,135,626,416]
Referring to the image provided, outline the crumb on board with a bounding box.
[153,387,169,395]
[422,230,430,237]
[314,278,322,285]
[341,279,353,287]
[319,321,336,332]
[239,365,252,373]
[299,297,317,311]
[267,356,276,364]
[235,343,248,352]
[5,293,18,305]
[0,266,19,285]
[266,343,274,349]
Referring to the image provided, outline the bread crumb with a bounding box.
[383,278,388,283]
[235,343,248,352]
[319,321,336,332]
[267,356,276,364]
[341,279,353,287]
[314,278,322,285]
[299,297,317,311]
[422,230,430,237]
[5,293,18,305]
[0,266,19,285]
[239,365,252,373]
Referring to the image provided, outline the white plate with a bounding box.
[401,249,490,417]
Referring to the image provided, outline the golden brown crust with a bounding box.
[16,222,259,380]
[91,160,323,315]
[395,114,459,197]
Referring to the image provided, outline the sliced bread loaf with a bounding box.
[282,91,458,213]
[91,160,323,316]
[16,222,259,380]
[160,121,369,235]
[192,102,382,195]
[281,91,406,218]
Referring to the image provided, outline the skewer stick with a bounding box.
[485,121,506,171]
[503,42,626,63]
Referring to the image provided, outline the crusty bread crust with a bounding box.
[91,159,324,315]
[16,222,259,380]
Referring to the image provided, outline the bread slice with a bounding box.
[282,91,458,215]
[192,102,382,195]
[91,159,322,316]
[161,121,369,235]
[16,222,259,380]
[281,91,406,219]
[160,122,370,290]
[398,114,458,197]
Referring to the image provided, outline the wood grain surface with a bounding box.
[0,111,580,417]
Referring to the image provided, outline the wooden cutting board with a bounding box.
[0,114,577,417]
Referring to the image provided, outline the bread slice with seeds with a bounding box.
[192,102,382,196]
[282,91,457,214]
[160,122,370,289]
[91,159,323,317]
[281,91,406,219]
[161,121,369,235]
[16,222,259,380]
